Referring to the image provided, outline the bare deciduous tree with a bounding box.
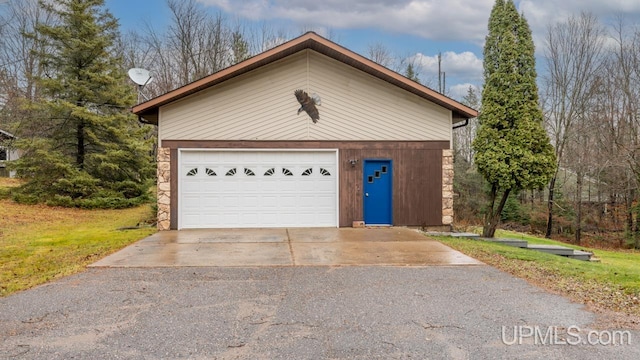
[0,0,55,136]
[121,0,254,97]
[541,12,606,241]
[453,85,480,164]
[366,42,394,68]
[607,18,640,247]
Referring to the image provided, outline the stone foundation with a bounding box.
[157,147,171,230]
[442,149,454,226]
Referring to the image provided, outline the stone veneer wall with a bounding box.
[442,149,454,227]
[157,147,171,230]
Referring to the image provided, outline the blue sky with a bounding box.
[105,0,640,100]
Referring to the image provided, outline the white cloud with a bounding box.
[197,0,495,43]
[196,0,640,91]
[519,0,640,53]
[448,83,480,102]
[520,0,640,26]
[412,51,483,82]
[199,1,640,48]
[403,52,482,100]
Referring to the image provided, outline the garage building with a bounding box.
[133,32,477,230]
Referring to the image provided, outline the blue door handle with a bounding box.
[365,193,369,197]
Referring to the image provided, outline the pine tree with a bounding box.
[472,0,556,237]
[230,30,250,64]
[12,0,154,208]
[462,86,480,110]
[453,86,480,164]
[405,63,420,83]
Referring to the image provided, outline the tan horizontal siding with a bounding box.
[160,52,309,141]
[307,52,451,141]
[159,50,452,142]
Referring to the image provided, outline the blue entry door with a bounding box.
[363,160,392,225]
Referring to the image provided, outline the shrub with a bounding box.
[9,139,153,209]
[500,192,531,225]
[453,157,486,224]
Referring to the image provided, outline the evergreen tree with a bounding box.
[462,85,480,109]
[405,63,420,83]
[453,85,480,164]
[472,0,556,237]
[230,30,250,64]
[11,0,154,208]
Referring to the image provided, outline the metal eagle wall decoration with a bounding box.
[294,89,321,123]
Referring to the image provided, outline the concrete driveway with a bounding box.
[91,228,482,267]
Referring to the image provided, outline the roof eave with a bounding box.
[132,32,478,125]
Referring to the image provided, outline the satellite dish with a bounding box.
[128,68,153,86]
[128,68,153,103]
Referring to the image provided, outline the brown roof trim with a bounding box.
[132,32,478,125]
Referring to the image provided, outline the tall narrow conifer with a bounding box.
[473,0,556,237]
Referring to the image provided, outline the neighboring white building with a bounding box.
[0,129,19,177]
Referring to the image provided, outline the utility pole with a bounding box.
[438,52,442,93]
[437,52,446,94]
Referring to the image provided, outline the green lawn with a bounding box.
[436,230,640,318]
[0,195,156,297]
[495,230,640,293]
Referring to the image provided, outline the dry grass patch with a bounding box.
[0,178,21,188]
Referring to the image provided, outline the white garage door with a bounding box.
[179,150,338,228]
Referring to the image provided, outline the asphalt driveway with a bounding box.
[1,228,639,359]
[90,228,481,267]
[2,266,638,359]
